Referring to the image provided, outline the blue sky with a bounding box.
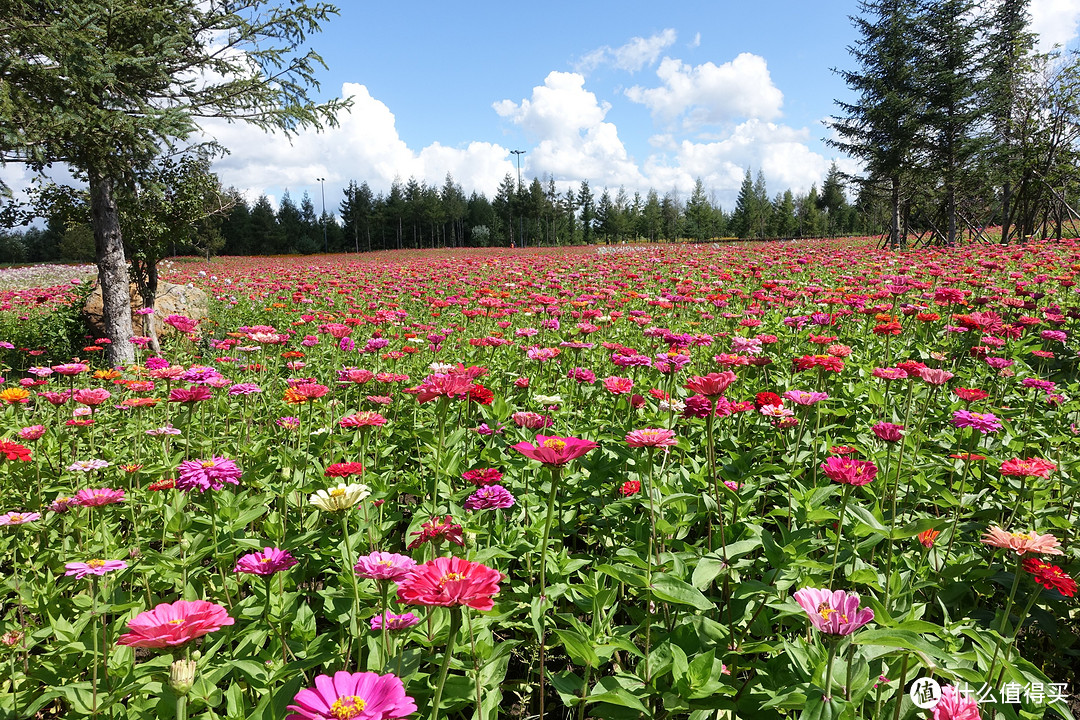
[3,0,1079,213]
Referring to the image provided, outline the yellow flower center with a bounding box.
[87,559,106,568]
[201,461,215,468]
[438,571,466,588]
[259,557,272,563]
[330,488,346,497]
[817,603,836,622]
[378,560,395,567]
[542,439,566,450]
[329,696,367,719]
[167,619,185,625]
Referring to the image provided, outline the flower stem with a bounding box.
[339,512,361,671]
[430,606,462,720]
[829,485,852,586]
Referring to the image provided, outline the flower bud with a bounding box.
[169,658,197,696]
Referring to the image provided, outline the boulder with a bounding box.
[83,280,209,339]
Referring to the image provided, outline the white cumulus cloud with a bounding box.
[577,29,678,73]
[494,71,647,189]
[1029,0,1080,51]
[626,53,784,128]
[201,82,516,204]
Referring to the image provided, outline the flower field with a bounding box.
[1,238,1079,720]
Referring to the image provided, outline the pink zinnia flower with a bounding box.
[871,422,904,443]
[176,457,242,492]
[932,684,981,720]
[17,425,45,441]
[512,434,598,467]
[999,457,1057,479]
[782,390,829,406]
[353,552,417,582]
[73,388,111,406]
[74,488,125,507]
[228,383,262,396]
[370,612,420,631]
[0,512,40,525]
[684,372,737,398]
[918,368,954,385]
[602,376,634,395]
[463,485,516,511]
[116,600,234,649]
[339,411,387,428]
[64,559,127,578]
[820,457,878,486]
[286,671,416,720]
[397,556,502,611]
[51,363,89,376]
[234,547,298,576]
[793,587,874,635]
[981,526,1063,555]
[625,428,678,448]
[169,386,213,404]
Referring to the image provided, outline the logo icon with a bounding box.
[910,677,942,709]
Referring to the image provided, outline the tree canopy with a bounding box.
[0,1,348,363]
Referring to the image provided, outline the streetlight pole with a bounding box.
[316,177,327,253]
[510,150,525,248]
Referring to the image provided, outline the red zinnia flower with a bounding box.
[396,555,502,611]
[325,462,365,478]
[1023,558,1077,597]
[407,515,465,550]
[952,387,988,402]
[0,441,32,462]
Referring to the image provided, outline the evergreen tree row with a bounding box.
[832,0,1080,247]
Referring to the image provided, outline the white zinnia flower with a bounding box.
[309,483,371,512]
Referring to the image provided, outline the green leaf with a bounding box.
[553,629,600,667]
[650,573,715,611]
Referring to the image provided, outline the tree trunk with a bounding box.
[89,171,136,366]
[889,177,902,250]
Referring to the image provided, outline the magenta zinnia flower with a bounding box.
[176,457,242,492]
[116,600,234,649]
[951,410,1002,434]
[234,547,298,576]
[512,434,598,467]
[64,559,128,578]
[397,556,502,611]
[463,485,516,511]
[932,684,981,720]
[74,487,125,507]
[286,671,417,720]
[370,612,420,631]
[793,587,874,635]
[353,552,417,582]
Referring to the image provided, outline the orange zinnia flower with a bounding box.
[0,388,31,405]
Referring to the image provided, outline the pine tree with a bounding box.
[730,170,757,238]
[830,0,921,248]
[917,0,985,246]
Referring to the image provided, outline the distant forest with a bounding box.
[0,162,892,262]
